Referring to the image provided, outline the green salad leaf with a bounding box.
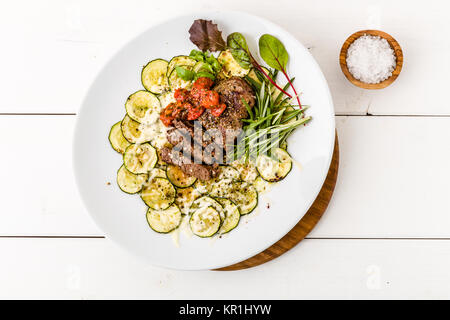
[196,71,215,80]
[205,54,221,72]
[227,32,252,69]
[187,50,222,80]
[189,49,205,62]
[258,34,289,71]
[175,66,196,81]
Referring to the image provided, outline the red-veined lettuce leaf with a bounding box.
[188,19,226,52]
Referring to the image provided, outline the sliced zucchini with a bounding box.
[189,206,221,238]
[156,147,168,167]
[149,121,168,149]
[121,114,162,144]
[175,186,200,215]
[193,61,207,73]
[194,166,240,197]
[166,165,197,188]
[230,161,259,183]
[193,178,212,195]
[217,166,241,180]
[189,196,225,222]
[207,166,241,197]
[158,90,176,109]
[141,177,176,210]
[109,121,130,154]
[208,181,231,198]
[123,143,158,174]
[146,204,181,233]
[167,55,196,77]
[141,59,168,94]
[253,176,272,194]
[256,148,292,182]
[217,198,240,234]
[218,50,250,78]
[228,182,258,215]
[168,65,193,90]
[116,165,147,194]
[148,167,167,180]
[125,90,161,124]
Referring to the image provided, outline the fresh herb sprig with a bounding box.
[234,73,311,161]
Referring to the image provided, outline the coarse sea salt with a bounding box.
[346,34,396,84]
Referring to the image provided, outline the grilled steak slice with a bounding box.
[166,128,212,165]
[172,119,223,150]
[166,120,219,164]
[160,147,219,181]
[171,119,205,148]
[172,119,196,141]
[198,77,256,149]
[213,76,256,119]
[197,111,241,150]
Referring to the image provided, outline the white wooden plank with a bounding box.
[1,0,449,114]
[1,115,450,237]
[311,115,450,238]
[0,237,449,299]
[0,116,100,235]
[291,0,450,116]
[0,0,193,114]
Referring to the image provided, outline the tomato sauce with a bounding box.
[160,77,227,126]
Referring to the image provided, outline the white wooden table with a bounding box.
[2,0,450,299]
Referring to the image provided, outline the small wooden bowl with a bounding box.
[339,30,403,89]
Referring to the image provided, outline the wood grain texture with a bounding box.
[217,133,339,271]
[3,237,450,299]
[339,30,403,90]
[2,1,449,115]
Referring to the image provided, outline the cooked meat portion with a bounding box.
[171,119,208,148]
[198,77,256,149]
[199,77,255,130]
[173,118,195,138]
[197,111,241,151]
[213,77,256,119]
[160,147,219,181]
[161,77,255,180]
[166,131,213,165]
[166,119,219,164]
[160,146,189,165]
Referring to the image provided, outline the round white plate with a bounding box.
[73,11,335,270]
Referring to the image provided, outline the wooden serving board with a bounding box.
[216,133,339,271]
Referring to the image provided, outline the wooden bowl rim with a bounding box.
[339,29,403,89]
